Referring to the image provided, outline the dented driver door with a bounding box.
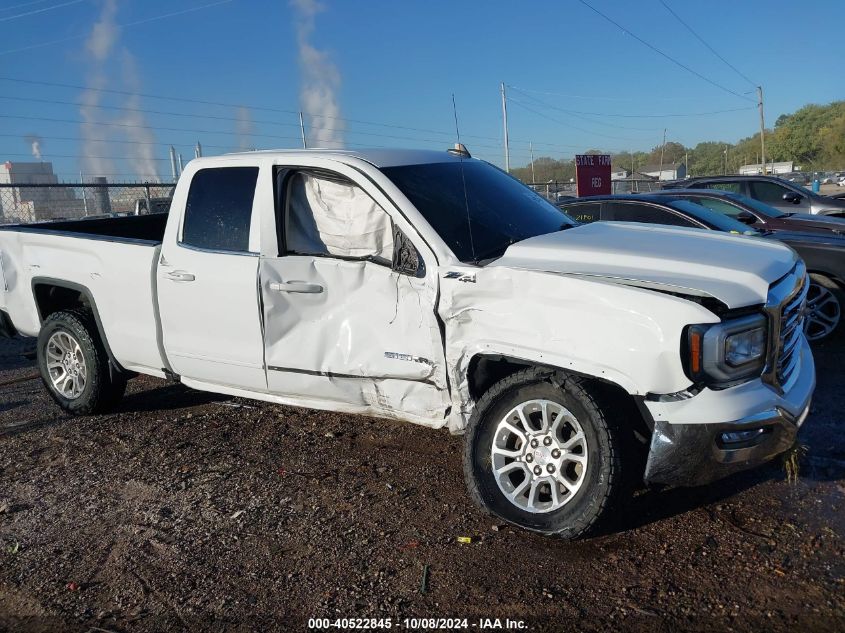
[258,167,450,425]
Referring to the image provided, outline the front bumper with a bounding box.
[642,337,815,487]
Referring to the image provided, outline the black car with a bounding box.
[663,174,845,217]
[558,194,844,341]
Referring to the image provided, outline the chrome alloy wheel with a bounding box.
[45,331,87,399]
[491,399,588,514]
[804,281,841,341]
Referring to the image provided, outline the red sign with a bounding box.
[575,154,611,196]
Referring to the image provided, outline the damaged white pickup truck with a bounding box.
[0,148,814,537]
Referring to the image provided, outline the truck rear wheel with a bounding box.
[37,309,126,415]
[463,368,629,539]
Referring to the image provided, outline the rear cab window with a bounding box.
[181,166,259,253]
[702,181,742,194]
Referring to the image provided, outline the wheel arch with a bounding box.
[465,353,652,442]
[30,277,126,376]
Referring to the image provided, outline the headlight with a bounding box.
[684,314,768,387]
[724,327,766,367]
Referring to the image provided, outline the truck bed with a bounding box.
[0,212,169,244]
[0,215,168,377]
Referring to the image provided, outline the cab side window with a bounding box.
[182,167,258,253]
[749,181,792,204]
[603,202,696,227]
[284,171,394,262]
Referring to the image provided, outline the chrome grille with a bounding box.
[776,277,807,387]
[763,263,808,392]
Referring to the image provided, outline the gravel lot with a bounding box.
[0,336,842,633]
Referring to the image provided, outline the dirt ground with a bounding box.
[0,336,842,633]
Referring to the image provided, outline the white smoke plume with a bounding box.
[25,135,43,160]
[291,0,344,148]
[79,0,117,179]
[119,52,158,181]
[235,106,254,151]
[80,0,159,181]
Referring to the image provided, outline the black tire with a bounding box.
[463,368,630,539]
[805,274,844,343]
[37,309,127,415]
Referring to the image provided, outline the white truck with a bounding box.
[0,148,815,538]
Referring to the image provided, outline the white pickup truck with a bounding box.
[0,148,815,538]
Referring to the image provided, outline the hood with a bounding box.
[491,222,798,309]
[766,228,845,247]
[780,213,845,235]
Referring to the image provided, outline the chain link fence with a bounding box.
[527,179,664,201]
[0,182,174,225]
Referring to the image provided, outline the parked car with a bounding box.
[559,193,843,341]
[664,174,845,217]
[648,188,845,236]
[0,149,814,538]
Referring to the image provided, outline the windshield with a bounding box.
[722,192,787,217]
[382,160,574,262]
[669,199,760,235]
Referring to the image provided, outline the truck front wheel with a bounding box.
[463,368,629,539]
[37,309,127,415]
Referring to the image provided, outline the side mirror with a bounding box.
[392,226,425,277]
[736,211,757,225]
[783,192,802,204]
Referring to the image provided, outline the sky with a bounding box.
[0,0,842,181]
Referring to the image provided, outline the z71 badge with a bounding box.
[443,271,476,283]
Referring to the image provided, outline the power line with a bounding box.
[0,0,58,12]
[506,88,754,118]
[0,0,82,23]
[0,113,303,143]
[508,98,649,142]
[0,0,235,56]
[0,75,607,156]
[575,0,755,103]
[508,86,661,131]
[658,0,757,87]
[506,86,709,102]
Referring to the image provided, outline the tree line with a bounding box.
[511,100,845,183]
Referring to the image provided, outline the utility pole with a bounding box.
[757,86,766,175]
[501,82,510,173]
[724,145,729,175]
[658,128,667,181]
[299,111,308,149]
[530,142,536,183]
[685,150,689,177]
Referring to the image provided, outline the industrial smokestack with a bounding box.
[169,146,178,182]
[92,176,113,216]
[195,141,202,158]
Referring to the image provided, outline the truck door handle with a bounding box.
[269,281,323,293]
[165,270,196,282]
